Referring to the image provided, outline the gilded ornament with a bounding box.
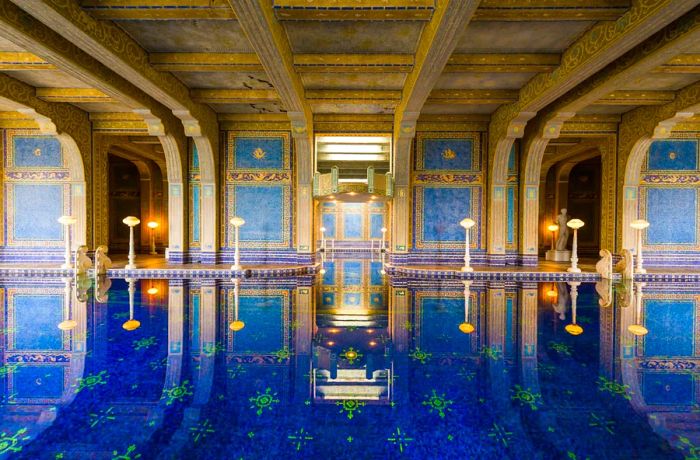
[33,147,41,156]
[252,147,267,160]
[441,148,456,160]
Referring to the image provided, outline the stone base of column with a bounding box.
[545,249,571,262]
[487,253,507,266]
[199,251,218,264]
[519,254,539,267]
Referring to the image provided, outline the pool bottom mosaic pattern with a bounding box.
[0,264,697,459]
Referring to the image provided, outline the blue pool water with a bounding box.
[0,265,697,459]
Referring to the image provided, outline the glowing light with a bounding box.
[627,324,648,336]
[369,341,377,346]
[546,289,557,298]
[327,341,335,346]
[566,218,584,229]
[630,219,650,230]
[229,216,245,227]
[565,324,584,336]
[147,221,159,229]
[122,319,141,331]
[229,320,245,332]
[122,216,140,227]
[458,322,475,334]
[147,287,159,295]
[58,319,77,331]
[460,218,476,229]
[547,224,559,232]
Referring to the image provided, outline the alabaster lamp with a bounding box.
[122,216,141,269]
[147,221,159,255]
[122,278,140,331]
[566,219,584,273]
[460,218,476,272]
[565,282,583,336]
[57,215,77,269]
[459,281,475,334]
[58,278,77,331]
[380,227,387,252]
[229,279,245,332]
[230,216,245,271]
[630,219,650,274]
[547,224,559,251]
[628,281,648,336]
[320,226,327,251]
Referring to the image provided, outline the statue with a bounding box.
[552,281,569,320]
[615,249,634,279]
[75,245,92,276]
[555,209,570,251]
[595,279,612,308]
[76,272,92,302]
[595,249,613,279]
[94,245,112,276]
[95,275,112,303]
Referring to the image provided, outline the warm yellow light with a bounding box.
[460,218,476,229]
[565,324,584,336]
[229,320,245,332]
[566,219,584,230]
[319,268,327,275]
[459,322,475,334]
[122,216,141,227]
[367,329,374,334]
[122,319,141,331]
[229,216,245,227]
[369,341,377,346]
[630,219,650,230]
[547,224,559,232]
[328,196,335,200]
[327,341,335,346]
[381,227,387,234]
[328,328,340,334]
[321,144,384,154]
[546,289,558,298]
[147,221,159,229]
[345,350,358,359]
[347,192,357,196]
[147,287,159,295]
[628,324,648,336]
[58,319,77,331]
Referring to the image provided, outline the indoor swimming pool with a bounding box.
[0,260,696,459]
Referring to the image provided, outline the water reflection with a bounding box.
[0,269,695,458]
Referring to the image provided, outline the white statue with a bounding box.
[76,245,92,276]
[95,275,112,303]
[595,249,613,279]
[95,245,112,276]
[552,281,569,320]
[555,209,570,250]
[615,249,634,279]
[76,272,92,302]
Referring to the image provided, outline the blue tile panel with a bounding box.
[642,372,694,405]
[648,139,698,171]
[233,137,285,170]
[343,213,362,239]
[191,184,200,243]
[370,213,384,239]
[13,294,63,350]
[234,185,285,243]
[645,188,696,245]
[342,261,362,286]
[421,187,471,243]
[11,184,64,241]
[14,365,65,399]
[644,299,694,356]
[234,295,284,353]
[322,213,337,239]
[12,136,62,168]
[420,297,471,353]
[421,138,473,171]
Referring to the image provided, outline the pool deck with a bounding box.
[0,254,698,281]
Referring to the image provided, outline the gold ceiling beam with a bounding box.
[654,54,700,73]
[89,112,149,133]
[36,87,116,103]
[294,54,414,73]
[150,53,263,72]
[272,0,434,20]
[79,0,236,20]
[593,90,675,106]
[445,54,560,73]
[191,89,280,104]
[0,51,55,70]
[474,0,630,21]
[427,89,519,105]
[306,89,401,106]
[0,111,39,129]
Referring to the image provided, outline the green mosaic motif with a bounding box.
[537,362,556,377]
[597,376,631,400]
[481,346,502,361]
[75,370,109,393]
[510,385,542,411]
[190,419,215,443]
[337,399,365,420]
[112,444,141,460]
[422,390,453,418]
[162,380,194,405]
[203,342,225,357]
[487,423,513,447]
[678,436,700,460]
[132,336,157,351]
[0,428,30,455]
[89,406,116,428]
[409,348,432,364]
[274,347,291,362]
[227,364,247,379]
[589,412,615,435]
[249,387,280,416]
[288,427,313,451]
[548,341,573,356]
[387,427,414,453]
[0,363,19,377]
[404,320,413,332]
[340,347,363,364]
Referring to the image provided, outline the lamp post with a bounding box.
[320,226,326,251]
[147,221,159,255]
[547,224,559,251]
[380,227,387,252]
[459,281,475,334]
[230,216,245,271]
[58,277,77,331]
[630,219,650,274]
[122,278,140,331]
[229,279,245,332]
[459,218,476,272]
[628,280,648,336]
[57,215,77,269]
[565,282,583,336]
[566,219,585,273]
[122,216,141,269]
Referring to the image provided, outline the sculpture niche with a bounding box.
[545,209,572,262]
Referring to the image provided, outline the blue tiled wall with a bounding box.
[319,201,388,241]
[644,299,694,356]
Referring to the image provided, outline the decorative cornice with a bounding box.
[271,0,434,21]
[150,53,262,72]
[80,0,236,20]
[427,89,518,105]
[36,87,114,103]
[474,0,630,21]
[0,51,55,70]
[594,90,676,106]
[191,89,280,104]
[444,53,560,73]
